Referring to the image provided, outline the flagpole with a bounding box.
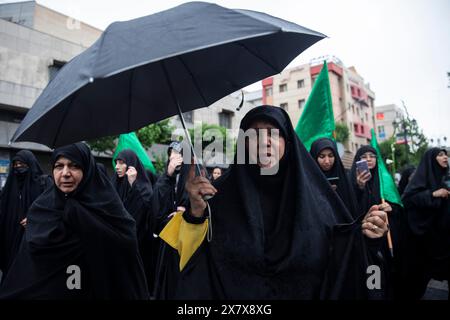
[381,198,394,257]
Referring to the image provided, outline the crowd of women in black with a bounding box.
[0,105,448,299]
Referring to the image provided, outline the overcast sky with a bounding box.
[3,0,449,142]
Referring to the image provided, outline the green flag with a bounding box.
[295,61,335,151]
[370,129,403,207]
[112,132,156,173]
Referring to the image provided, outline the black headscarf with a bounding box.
[398,166,416,196]
[112,149,152,202]
[111,149,156,293]
[402,148,448,237]
[160,106,380,299]
[310,138,360,218]
[0,143,149,299]
[0,150,50,276]
[350,146,381,213]
[401,148,449,288]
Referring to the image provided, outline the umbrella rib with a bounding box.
[177,56,209,107]
[236,42,279,74]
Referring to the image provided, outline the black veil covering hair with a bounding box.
[0,150,51,277]
[0,143,149,299]
[112,149,152,202]
[401,148,449,298]
[111,149,156,294]
[310,138,360,218]
[156,106,384,300]
[350,146,381,213]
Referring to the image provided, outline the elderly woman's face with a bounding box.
[53,156,83,193]
[247,120,286,169]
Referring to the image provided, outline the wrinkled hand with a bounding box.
[167,152,183,177]
[356,170,371,189]
[362,205,388,239]
[378,201,392,213]
[126,166,137,186]
[20,218,27,228]
[432,188,450,199]
[185,164,217,217]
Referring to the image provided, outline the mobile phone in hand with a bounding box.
[327,176,340,185]
[356,159,371,177]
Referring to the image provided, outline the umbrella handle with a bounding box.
[161,60,214,201]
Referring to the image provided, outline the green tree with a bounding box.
[379,117,428,171]
[152,153,168,175]
[335,122,350,144]
[188,123,233,154]
[87,119,174,154]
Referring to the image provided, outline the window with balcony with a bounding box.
[298,99,305,110]
[279,84,287,93]
[219,110,233,129]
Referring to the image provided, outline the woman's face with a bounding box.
[360,152,377,170]
[247,120,286,169]
[317,148,335,172]
[436,151,448,168]
[212,168,222,180]
[53,156,83,193]
[115,159,127,178]
[13,160,28,169]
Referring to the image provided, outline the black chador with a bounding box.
[0,143,149,299]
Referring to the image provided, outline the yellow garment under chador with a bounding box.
[159,211,208,271]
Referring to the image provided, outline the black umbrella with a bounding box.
[12,1,325,149]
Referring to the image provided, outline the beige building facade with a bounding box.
[262,56,376,162]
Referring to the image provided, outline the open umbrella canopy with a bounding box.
[12,1,325,148]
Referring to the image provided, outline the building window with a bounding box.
[280,103,288,110]
[297,79,305,88]
[357,107,360,116]
[378,125,385,135]
[298,99,305,110]
[183,111,194,123]
[265,86,273,97]
[352,104,355,114]
[219,111,233,129]
[48,59,66,82]
[361,126,365,134]
[354,124,358,133]
[365,113,369,122]
[279,84,287,93]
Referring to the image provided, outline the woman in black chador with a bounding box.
[310,138,360,218]
[112,149,156,294]
[0,150,51,278]
[156,106,388,299]
[0,143,148,299]
[402,148,449,299]
[350,145,407,299]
